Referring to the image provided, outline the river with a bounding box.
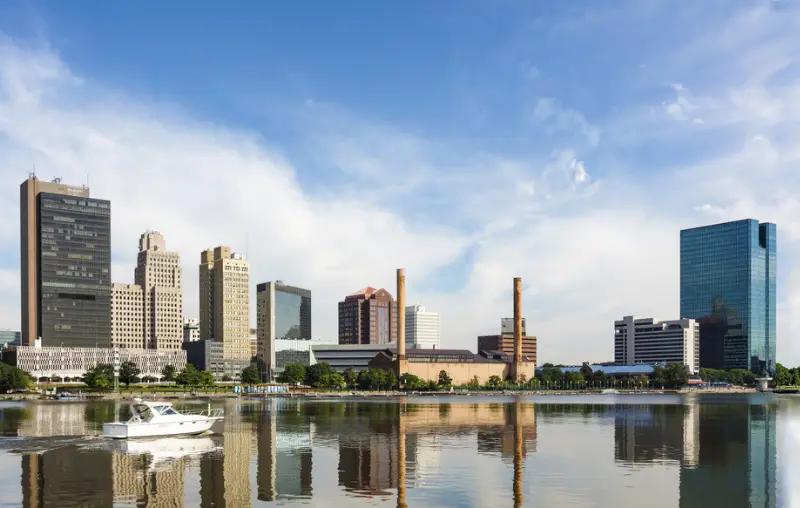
[0,393,796,507]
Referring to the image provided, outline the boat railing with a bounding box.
[180,408,225,418]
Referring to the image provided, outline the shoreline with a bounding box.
[1,387,763,401]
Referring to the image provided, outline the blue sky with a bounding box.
[0,0,799,365]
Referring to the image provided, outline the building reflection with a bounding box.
[609,398,776,508]
[256,398,313,501]
[200,408,254,507]
[679,402,776,508]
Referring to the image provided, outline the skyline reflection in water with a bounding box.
[0,394,788,507]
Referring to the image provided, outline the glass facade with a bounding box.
[274,285,312,340]
[679,219,776,376]
[38,192,111,347]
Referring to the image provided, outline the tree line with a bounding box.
[274,362,454,391]
[774,363,800,387]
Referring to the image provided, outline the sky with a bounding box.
[0,0,799,366]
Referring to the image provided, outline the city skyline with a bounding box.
[1,2,799,366]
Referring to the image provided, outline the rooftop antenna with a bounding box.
[29,164,36,179]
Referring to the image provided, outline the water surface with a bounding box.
[0,394,794,507]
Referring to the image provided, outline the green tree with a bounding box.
[399,373,424,390]
[327,372,346,390]
[385,370,397,390]
[161,364,177,382]
[564,371,585,386]
[0,362,31,392]
[119,361,141,387]
[486,375,503,389]
[437,370,453,387]
[344,368,358,388]
[466,375,480,389]
[775,363,792,386]
[222,374,233,382]
[240,365,260,385]
[792,368,800,386]
[662,363,689,388]
[83,364,114,391]
[278,363,307,385]
[200,370,216,386]
[175,364,201,387]
[305,363,334,387]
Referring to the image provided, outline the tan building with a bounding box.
[477,334,537,365]
[110,231,183,349]
[199,246,251,361]
[111,283,144,349]
[338,287,398,345]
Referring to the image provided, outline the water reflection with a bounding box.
[0,395,784,507]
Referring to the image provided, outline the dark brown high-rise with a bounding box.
[338,287,398,345]
[20,175,111,347]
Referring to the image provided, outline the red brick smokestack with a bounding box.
[397,268,406,361]
[513,277,522,365]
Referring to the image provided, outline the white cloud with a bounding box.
[533,98,601,148]
[2,0,800,369]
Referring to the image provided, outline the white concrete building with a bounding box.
[405,305,440,350]
[614,316,700,373]
[10,344,186,380]
[183,317,200,342]
[110,231,183,350]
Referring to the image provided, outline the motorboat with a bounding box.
[103,398,224,439]
[601,389,620,395]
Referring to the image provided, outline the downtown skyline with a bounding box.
[0,1,799,366]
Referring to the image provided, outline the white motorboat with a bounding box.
[103,398,224,439]
[601,389,620,395]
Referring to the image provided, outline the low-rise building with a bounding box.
[183,318,200,343]
[477,318,537,365]
[5,345,186,381]
[0,329,21,349]
[311,343,397,373]
[182,339,251,380]
[614,316,699,373]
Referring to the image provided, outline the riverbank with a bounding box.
[0,386,762,401]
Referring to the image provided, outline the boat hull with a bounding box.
[103,417,222,439]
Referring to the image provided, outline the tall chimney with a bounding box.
[513,277,522,365]
[397,268,406,360]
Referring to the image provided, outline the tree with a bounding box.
[305,363,334,387]
[200,371,216,386]
[328,372,346,390]
[466,375,480,389]
[119,361,141,387]
[663,363,689,387]
[344,368,358,388]
[278,363,307,385]
[222,374,233,382]
[775,363,792,386]
[792,368,800,386]
[437,370,453,387]
[399,373,424,390]
[161,364,177,382]
[175,364,202,387]
[0,362,32,392]
[84,364,114,391]
[486,375,503,389]
[385,370,397,390]
[240,365,260,385]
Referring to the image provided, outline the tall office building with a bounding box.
[20,176,111,347]
[256,281,312,381]
[405,305,440,349]
[199,246,250,361]
[338,287,398,345]
[111,231,183,349]
[680,219,777,376]
[614,316,700,373]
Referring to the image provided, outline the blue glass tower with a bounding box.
[680,219,776,376]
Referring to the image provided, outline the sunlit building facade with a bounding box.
[256,281,312,381]
[680,219,777,376]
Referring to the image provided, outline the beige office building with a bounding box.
[110,231,183,349]
[110,283,144,349]
[199,246,251,361]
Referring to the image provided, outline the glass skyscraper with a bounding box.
[679,219,776,376]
